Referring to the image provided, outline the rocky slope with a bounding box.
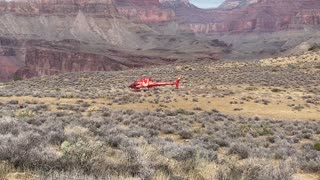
[0,0,227,81]
[0,0,320,81]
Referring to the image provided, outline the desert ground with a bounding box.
[0,52,319,179]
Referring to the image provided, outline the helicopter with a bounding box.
[129,77,180,90]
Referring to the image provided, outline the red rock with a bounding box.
[0,0,118,15]
[186,0,320,33]
[1,0,320,82]
[14,43,177,79]
[117,7,175,23]
[0,57,22,81]
[115,0,175,23]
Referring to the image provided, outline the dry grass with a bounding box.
[260,52,320,67]
[292,173,320,180]
[1,83,318,121]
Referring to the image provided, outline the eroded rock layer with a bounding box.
[0,0,320,81]
[187,0,320,33]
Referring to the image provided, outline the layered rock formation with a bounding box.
[0,0,118,15]
[15,44,177,79]
[187,0,320,33]
[116,0,320,33]
[0,0,226,81]
[219,0,261,9]
[1,0,320,81]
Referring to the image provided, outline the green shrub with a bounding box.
[13,75,22,81]
[314,143,320,151]
[271,88,282,93]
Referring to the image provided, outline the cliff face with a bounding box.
[0,37,24,81]
[186,0,320,33]
[1,0,320,34]
[0,0,118,15]
[115,0,176,23]
[1,0,320,81]
[116,0,320,33]
[15,45,177,79]
[1,0,319,35]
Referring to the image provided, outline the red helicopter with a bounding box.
[129,77,180,90]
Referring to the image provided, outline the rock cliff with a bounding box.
[187,0,320,33]
[1,0,320,81]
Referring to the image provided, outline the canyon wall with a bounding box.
[1,0,320,81]
[187,0,320,33]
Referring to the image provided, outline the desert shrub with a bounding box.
[6,100,18,105]
[105,135,126,148]
[126,129,145,138]
[215,161,241,180]
[215,158,297,180]
[176,108,194,115]
[164,110,178,116]
[15,109,36,117]
[47,130,66,145]
[298,150,320,172]
[161,125,176,134]
[0,117,19,135]
[162,144,196,161]
[0,132,60,170]
[257,158,297,180]
[274,147,296,160]
[314,143,320,151]
[192,98,199,102]
[302,132,312,139]
[193,107,202,111]
[13,75,22,81]
[193,136,220,151]
[60,138,105,173]
[178,130,193,139]
[198,150,217,162]
[228,144,249,159]
[256,126,274,136]
[214,138,230,147]
[271,88,283,92]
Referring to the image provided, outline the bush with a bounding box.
[228,144,249,159]
[0,132,59,170]
[163,144,196,161]
[106,135,124,148]
[60,138,105,172]
[15,109,36,117]
[161,125,176,134]
[13,75,22,81]
[298,150,320,172]
[214,138,230,147]
[0,117,19,135]
[6,100,18,105]
[178,130,193,139]
[271,88,282,93]
[314,143,320,151]
[215,158,297,180]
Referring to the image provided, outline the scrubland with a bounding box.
[0,52,319,179]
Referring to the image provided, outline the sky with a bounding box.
[189,0,225,9]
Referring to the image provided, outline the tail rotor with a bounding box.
[175,77,181,88]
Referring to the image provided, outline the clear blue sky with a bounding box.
[189,0,225,8]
